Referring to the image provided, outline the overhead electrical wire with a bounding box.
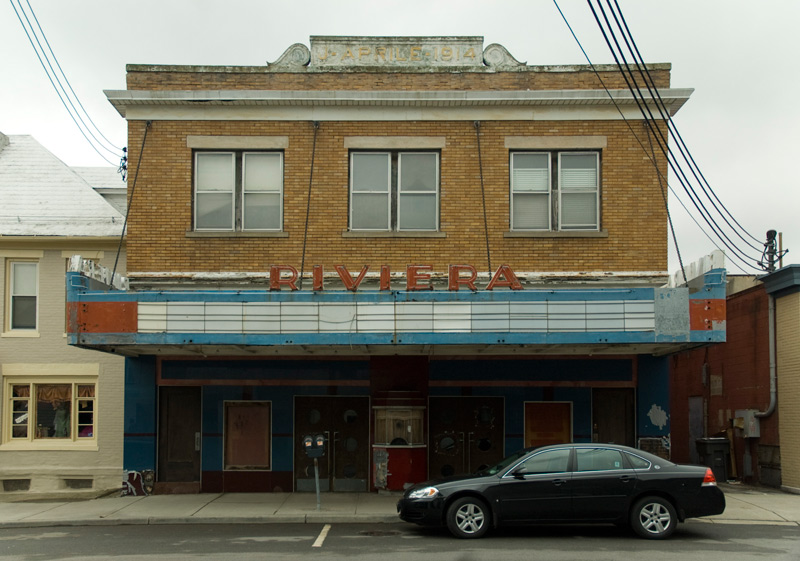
[552,0,695,279]
[595,0,763,256]
[9,0,124,168]
[586,0,761,271]
[552,0,768,274]
[582,0,767,271]
[606,0,763,247]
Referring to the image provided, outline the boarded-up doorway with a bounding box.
[524,402,572,448]
[224,401,271,470]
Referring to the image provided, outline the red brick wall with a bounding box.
[670,284,778,481]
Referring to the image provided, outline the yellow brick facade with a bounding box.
[123,64,671,276]
[776,291,800,490]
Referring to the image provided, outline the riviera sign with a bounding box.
[269,264,523,292]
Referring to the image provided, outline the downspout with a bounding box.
[756,293,777,418]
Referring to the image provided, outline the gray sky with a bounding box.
[1,0,797,275]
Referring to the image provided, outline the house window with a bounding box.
[7,261,38,331]
[194,151,283,231]
[510,151,599,231]
[350,151,439,231]
[5,381,96,443]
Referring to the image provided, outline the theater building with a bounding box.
[66,36,725,493]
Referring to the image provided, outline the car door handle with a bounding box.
[552,478,568,487]
[619,475,634,483]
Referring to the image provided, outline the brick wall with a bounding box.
[125,118,669,274]
[777,291,800,489]
[670,284,778,482]
[126,67,671,92]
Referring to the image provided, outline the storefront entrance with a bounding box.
[428,396,505,478]
[156,386,201,493]
[293,396,369,492]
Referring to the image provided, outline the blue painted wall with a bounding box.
[637,355,670,437]
[123,356,157,471]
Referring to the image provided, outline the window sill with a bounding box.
[1,330,40,338]
[0,441,98,452]
[186,231,289,238]
[504,229,609,238]
[342,230,447,238]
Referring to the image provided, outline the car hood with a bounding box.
[405,473,496,495]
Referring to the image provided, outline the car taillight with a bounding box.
[702,468,717,486]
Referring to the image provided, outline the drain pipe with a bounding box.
[756,293,777,418]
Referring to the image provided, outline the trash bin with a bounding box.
[695,437,730,482]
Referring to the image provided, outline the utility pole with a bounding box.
[759,230,788,273]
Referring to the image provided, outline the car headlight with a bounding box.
[408,486,440,499]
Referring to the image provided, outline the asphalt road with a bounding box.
[0,522,798,560]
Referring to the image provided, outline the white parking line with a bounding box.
[312,524,331,548]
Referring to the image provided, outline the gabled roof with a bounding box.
[0,135,124,237]
[72,166,126,191]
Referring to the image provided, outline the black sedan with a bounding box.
[397,443,725,539]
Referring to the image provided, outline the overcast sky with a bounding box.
[1,0,797,276]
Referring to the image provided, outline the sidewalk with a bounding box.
[0,484,798,529]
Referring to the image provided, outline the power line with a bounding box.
[582,0,765,271]
[9,0,124,167]
[586,0,760,269]
[22,0,122,153]
[603,0,763,249]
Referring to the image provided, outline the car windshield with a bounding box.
[476,448,532,476]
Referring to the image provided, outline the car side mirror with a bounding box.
[512,468,527,480]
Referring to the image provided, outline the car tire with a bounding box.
[630,496,677,539]
[446,496,490,539]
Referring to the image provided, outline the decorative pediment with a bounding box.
[267,43,311,69]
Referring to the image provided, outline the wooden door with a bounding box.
[592,388,635,446]
[157,387,201,489]
[524,402,572,448]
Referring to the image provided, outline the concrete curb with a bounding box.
[0,514,403,530]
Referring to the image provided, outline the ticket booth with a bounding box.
[372,407,426,491]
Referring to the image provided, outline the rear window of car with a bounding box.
[576,448,626,471]
[625,453,651,469]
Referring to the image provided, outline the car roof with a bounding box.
[529,443,673,465]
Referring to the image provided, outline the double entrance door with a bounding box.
[293,396,369,492]
[428,396,505,478]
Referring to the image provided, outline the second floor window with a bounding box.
[194,151,283,231]
[7,261,38,331]
[350,151,439,231]
[511,151,600,231]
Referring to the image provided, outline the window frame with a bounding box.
[503,447,572,478]
[193,150,284,232]
[6,260,39,332]
[349,150,440,232]
[575,447,627,472]
[510,150,600,232]
[2,377,98,449]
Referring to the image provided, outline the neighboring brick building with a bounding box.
[0,132,126,499]
[67,37,725,494]
[764,266,800,492]
[671,266,800,493]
